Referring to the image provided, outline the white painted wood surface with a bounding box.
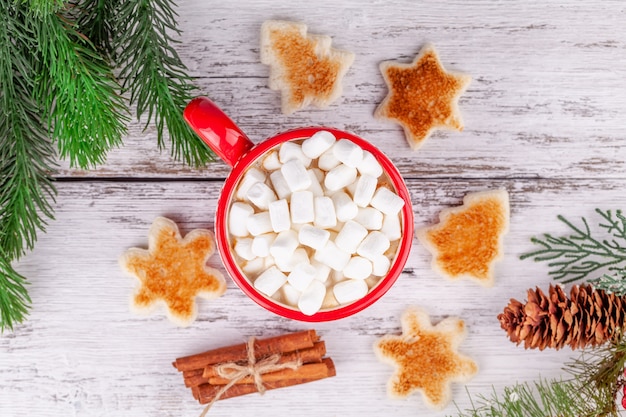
[3,1,626,416]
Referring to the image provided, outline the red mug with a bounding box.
[184,97,413,321]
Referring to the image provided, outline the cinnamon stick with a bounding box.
[195,358,336,404]
[207,361,331,386]
[184,342,326,388]
[201,341,326,379]
[173,330,318,372]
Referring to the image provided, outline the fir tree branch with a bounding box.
[34,5,129,169]
[520,210,626,284]
[114,0,214,167]
[25,0,65,16]
[591,270,626,296]
[451,334,626,417]
[0,0,54,330]
[71,0,120,60]
[0,252,31,332]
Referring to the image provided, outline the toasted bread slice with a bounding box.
[260,20,355,115]
[375,44,471,150]
[416,189,510,287]
[374,307,478,410]
[120,217,226,326]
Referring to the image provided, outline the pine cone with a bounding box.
[497,284,625,350]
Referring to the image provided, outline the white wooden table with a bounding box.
[3,1,626,416]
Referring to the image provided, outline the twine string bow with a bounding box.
[199,336,303,416]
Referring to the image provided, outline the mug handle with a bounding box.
[183,97,255,167]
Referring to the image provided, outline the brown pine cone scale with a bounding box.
[497,284,625,350]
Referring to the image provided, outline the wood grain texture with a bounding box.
[4,179,626,417]
[4,1,626,416]
[54,0,626,180]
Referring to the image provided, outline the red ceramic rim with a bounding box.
[214,127,414,322]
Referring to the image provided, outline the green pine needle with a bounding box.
[26,0,65,16]
[72,0,120,60]
[34,6,129,169]
[0,0,54,330]
[591,270,626,296]
[115,0,214,167]
[521,209,626,284]
[0,252,31,332]
[452,334,626,417]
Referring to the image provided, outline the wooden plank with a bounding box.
[3,178,625,416]
[54,0,626,180]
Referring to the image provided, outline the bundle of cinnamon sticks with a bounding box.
[173,329,336,405]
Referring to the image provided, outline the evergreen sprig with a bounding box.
[0,0,57,261]
[1,0,214,331]
[35,7,129,169]
[0,252,31,331]
[520,209,626,284]
[591,270,626,297]
[452,334,626,417]
[0,0,56,330]
[115,0,214,167]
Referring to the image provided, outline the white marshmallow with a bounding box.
[357,231,391,261]
[324,164,357,192]
[343,256,373,280]
[229,202,254,237]
[246,212,273,236]
[347,180,359,198]
[269,229,299,259]
[281,159,312,192]
[278,141,311,166]
[287,262,318,291]
[381,213,402,241]
[314,240,351,271]
[251,233,276,257]
[372,255,391,276]
[354,207,383,230]
[281,283,301,307]
[234,238,255,261]
[313,196,337,229]
[332,139,363,168]
[275,248,308,273]
[254,266,287,297]
[264,255,276,269]
[246,182,277,210]
[352,174,377,207]
[298,224,330,250]
[311,168,325,183]
[331,191,358,222]
[318,148,341,171]
[269,170,292,200]
[302,130,336,159]
[335,220,369,254]
[370,187,405,215]
[236,167,266,200]
[290,191,315,224]
[298,280,327,316]
[262,150,282,171]
[268,199,291,232]
[331,270,345,285]
[333,279,369,304]
[242,257,265,275]
[307,169,324,197]
[311,260,331,283]
[357,150,383,178]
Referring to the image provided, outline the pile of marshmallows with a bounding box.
[228,131,405,316]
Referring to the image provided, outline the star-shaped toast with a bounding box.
[374,307,478,410]
[416,189,509,287]
[375,44,471,150]
[260,20,355,115]
[120,217,226,326]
